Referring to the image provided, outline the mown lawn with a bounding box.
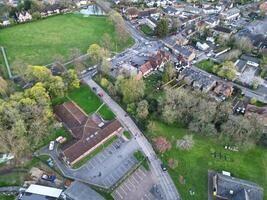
[0,196,16,200]
[34,128,72,150]
[195,59,215,73]
[0,13,134,75]
[146,121,267,200]
[67,84,115,120]
[0,171,27,187]
[140,24,154,36]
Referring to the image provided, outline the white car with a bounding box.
[49,141,55,151]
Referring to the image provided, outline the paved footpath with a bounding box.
[83,77,181,200]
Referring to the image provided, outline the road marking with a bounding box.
[135,171,143,181]
[120,186,128,195]
[124,182,132,191]
[115,190,123,200]
[132,174,139,184]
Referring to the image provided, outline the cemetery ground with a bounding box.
[146,121,267,200]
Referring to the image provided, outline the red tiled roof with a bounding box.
[140,61,153,74]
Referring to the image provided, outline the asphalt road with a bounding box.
[83,78,181,200]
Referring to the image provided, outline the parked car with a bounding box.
[98,92,104,97]
[49,141,55,151]
[41,174,56,182]
[92,87,97,92]
[56,136,66,144]
[161,163,167,171]
[47,158,54,168]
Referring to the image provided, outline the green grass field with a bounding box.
[54,84,115,120]
[0,13,134,76]
[195,59,215,73]
[67,84,115,120]
[146,121,267,200]
[140,24,154,36]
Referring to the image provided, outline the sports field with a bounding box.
[0,13,134,75]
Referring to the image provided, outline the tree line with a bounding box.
[0,66,79,164]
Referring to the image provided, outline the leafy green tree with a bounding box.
[63,69,80,90]
[25,65,65,98]
[137,100,149,119]
[217,61,236,81]
[162,61,176,83]
[0,76,8,97]
[87,44,102,64]
[155,18,169,38]
[119,77,145,104]
[101,33,112,50]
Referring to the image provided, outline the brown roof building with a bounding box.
[54,102,122,165]
[213,83,233,98]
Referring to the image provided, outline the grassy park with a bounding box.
[146,121,267,199]
[0,13,134,75]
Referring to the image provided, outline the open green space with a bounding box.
[34,128,72,150]
[140,24,154,36]
[73,135,118,169]
[0,13,134,75]
[195,59,215,73]
[146,121,267,200]
[67,84,115,120]
[0,171,27,187]
[0,196,16,200]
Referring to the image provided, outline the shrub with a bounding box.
[153,136,172,153]
[100,78,109,88]
[168,158,178,169]
[176,135,194,150]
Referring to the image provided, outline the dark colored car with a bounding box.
[161,164,167,171]
[41,174,56,182]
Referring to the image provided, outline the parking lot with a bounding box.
[112,167,164,200]
[72,137,140,188]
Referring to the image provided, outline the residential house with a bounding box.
[234,55,260,76]
[173,45,196,62]
[136,51,170,80]
[203,7,219,14]
[213,25,234,40]
[16,11,32,23]
[125,7,139,20]
[19,184,63,200]
[163,6,180,16]
[178,68,216,92]
[196,42,209,51]
[163,34,189,49]
[208,171,263,200]
[54,101,122,165]
[246,104,267,126]
[139,17,157,30]
[205,15,220,28]
[138,8,158,18]
[136,61,153,80]
[213,83,233,98]
[184,5,202,14]
[220,7,240,21]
